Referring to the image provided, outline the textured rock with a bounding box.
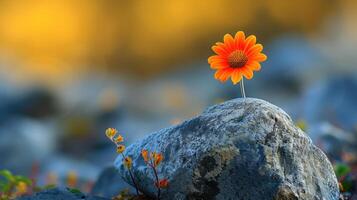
[91,166,136,198]
[17,188,109,200]
[115,98,339,200]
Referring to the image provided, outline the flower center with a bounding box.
[228,50,248,68]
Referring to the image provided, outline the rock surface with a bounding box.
[17,188,109,200]
[91,166,136,198]
[115,98,339,200]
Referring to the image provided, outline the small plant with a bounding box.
[208,31,267,98]
[334,163,353,193]
[106,128,169,200]
[106,128,140,195]
[141,150,169,200]
[0,170,32,200]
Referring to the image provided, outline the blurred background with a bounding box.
[0,0,356,195]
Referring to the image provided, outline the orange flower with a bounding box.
[152,153,163,167]
[117,145,126,153]
[208,31,267,84]
[141,149,149,163]
[105,128,117,139]
[155,179,169,189]
[115,135,124,143]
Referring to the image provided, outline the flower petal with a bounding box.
[246,61,261,71]
[244,35,257,52]
[242,67,254,79]
[235,31,246,49]
[215,68,233,82]
[231,69,243,85]
[249,53,267,62]
[210,61,229,69]
[215,42,231,53]
[214,69,225,79]
[220,68,234,82]
[208,55,225,63]
[247,44,263,57]
[212,45,229,56]
[224,34,235,50]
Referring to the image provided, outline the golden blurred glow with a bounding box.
[0,0,97,83]
[98,88,120,111]
[0,0,347,84]
[161,83,189,112]
[265,0,335,31]
[128,0,259,74]
[170,118,182,125]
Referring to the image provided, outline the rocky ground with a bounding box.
[19,98,341,199]
[17,188,109,200]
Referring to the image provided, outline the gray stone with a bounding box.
[303,76,357,132]
[115,98,339,200]
[91,166,135,198]
[308,122,357,160]
[0,118,56,175]
[17,188,109,200]
[261,36,325,89]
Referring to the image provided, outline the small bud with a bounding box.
[67,171,77,188]
[124,157,132,169]
[150,152,156,159]
[115,135,124,143]
[141,149,149,163]
[154,153,163,167]
[15,181,28,195]
[117,145,126,153]
[155,179,169,189]
[105,128,118,139]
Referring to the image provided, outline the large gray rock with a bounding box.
[115,98,339,200]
